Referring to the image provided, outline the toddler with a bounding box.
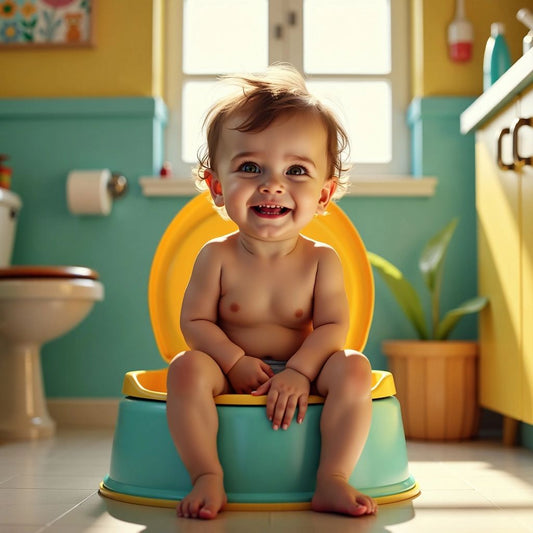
[166,64,376,520]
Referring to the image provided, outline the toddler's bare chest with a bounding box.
[218,262,316,326]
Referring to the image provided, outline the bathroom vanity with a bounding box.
[461,48,533,444]
[461,46,533,444]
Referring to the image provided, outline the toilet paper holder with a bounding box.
[108,172,128,199]
[66,169,129,216]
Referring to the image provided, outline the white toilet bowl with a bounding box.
[0,266,104,441]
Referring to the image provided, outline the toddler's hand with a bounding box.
[226,356,274,394]
[252,369,310,430]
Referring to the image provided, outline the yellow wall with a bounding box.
[0,0,163,98]
[1,0,531,99]
[412,0,532,97]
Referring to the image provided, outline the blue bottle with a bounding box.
[483,23,512,90]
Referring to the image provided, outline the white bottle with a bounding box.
[517,8,533,54]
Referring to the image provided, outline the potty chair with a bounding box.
[100,192,418,510]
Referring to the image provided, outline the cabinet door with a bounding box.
[476,99,522,419]
[518,91,533,424]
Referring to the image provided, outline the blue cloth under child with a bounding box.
[263,358,287,375]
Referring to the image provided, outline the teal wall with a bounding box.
[349,97,479,368]
[0,96,480,398]
[0,98,177,397]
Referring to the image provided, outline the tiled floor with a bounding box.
[1,429,532,532]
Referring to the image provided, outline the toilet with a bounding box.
[0,188,104,441]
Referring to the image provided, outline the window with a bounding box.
[164,0,410,179]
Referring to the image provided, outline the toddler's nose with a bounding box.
[260,176,284,194]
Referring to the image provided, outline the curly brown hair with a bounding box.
[194,64,351,199]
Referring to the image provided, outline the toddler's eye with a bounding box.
[239,162,261,173]
[287,165,308,176]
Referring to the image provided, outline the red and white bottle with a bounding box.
[448,0,473,63]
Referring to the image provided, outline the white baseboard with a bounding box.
[47,398,121,428]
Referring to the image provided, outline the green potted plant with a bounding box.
[368,218,488,440]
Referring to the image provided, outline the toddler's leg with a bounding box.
[312,350,377,517]
[166,350,231,519]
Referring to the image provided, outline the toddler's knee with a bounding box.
[342,351,372,390]
[167,350,209,392]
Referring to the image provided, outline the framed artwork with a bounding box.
[0,0,94,48]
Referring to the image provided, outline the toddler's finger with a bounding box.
[297,395,309,424]
[251,379,271,396]
[260,361,275,378]
[281,396,298,430]
[260,368,274,383]
[272,394,289,430]
[264,389,279,422]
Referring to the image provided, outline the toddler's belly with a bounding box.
[222,323,309,360]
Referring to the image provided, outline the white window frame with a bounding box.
[162,0,414,186]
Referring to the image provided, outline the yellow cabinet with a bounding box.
[520,92,533,425]
[475,86,533,428]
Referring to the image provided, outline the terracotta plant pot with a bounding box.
[382,340,479,441]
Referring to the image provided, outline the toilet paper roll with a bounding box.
[67,169,113,215]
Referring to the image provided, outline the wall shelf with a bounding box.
[139,176,438,198]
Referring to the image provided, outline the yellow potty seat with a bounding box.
[149,191,374,360]
[100,192,419,509]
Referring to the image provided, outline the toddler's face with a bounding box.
[205,112,336,242]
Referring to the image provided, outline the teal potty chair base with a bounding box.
[100,194,418,510]
[100,370,419,510]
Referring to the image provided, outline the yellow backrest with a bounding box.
[148,192,374,364]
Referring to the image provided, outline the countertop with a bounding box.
[460,47,533,134]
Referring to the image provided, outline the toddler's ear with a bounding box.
[316,178,337,214]
[205,170,225,207]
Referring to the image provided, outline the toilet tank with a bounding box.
[0,189,22,267]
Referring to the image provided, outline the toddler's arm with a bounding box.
[253,245,349,429]
[180,242,244,374]
[285,245,349,382]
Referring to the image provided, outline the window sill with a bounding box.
[139,176,438,198]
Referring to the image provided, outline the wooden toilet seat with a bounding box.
[0,265,99,280]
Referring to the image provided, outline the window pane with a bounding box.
[303,0,390,74]
[183,0,268,74]
[307,81,391,163]
[182,81,237,163]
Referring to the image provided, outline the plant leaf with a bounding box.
[368,252,429,340]
[419,218,459,336]
[435,296,489,340]
[419,218,458,293]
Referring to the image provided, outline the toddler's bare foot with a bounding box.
[177,473,227,519]
[311,475,377,517]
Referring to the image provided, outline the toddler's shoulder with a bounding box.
[301,236,340,259]
[198,232,239,258]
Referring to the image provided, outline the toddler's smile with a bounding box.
[251,204,291,217]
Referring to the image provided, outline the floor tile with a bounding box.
[46,493,272,532]
[0,527,43,533]
[386,508,530,533]
[0,430,533,532]
[2,476,105,490]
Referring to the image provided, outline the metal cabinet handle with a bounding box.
[497,127,515,170]
[511,116,533,166]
